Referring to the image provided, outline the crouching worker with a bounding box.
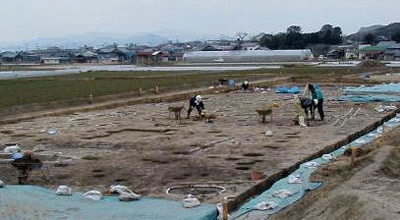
[187,95,204,119]
[241,80,249,91]
[11,151,43,184]
[299,96,313,119]
[293,94,307,127]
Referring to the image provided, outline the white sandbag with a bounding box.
[182,194,200,208]
[255,201,278,210]
[119,192,140,202]
[322,153,335,161]
[272,189,293,198]
[4,145,21,154]
[288,174,302,184]
[0,180,4,188]
[304,161,320,168]
[110,185,141,201]
[83,190,102,201]
[55,185,72,196]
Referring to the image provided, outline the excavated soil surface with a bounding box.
[0,85,393,204]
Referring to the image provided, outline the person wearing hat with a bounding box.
[187,95,205,119]
[11,150,42,184]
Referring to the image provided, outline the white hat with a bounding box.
[196,95,202,101]
[244,81,249,85]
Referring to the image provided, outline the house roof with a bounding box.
[359,46,386,51]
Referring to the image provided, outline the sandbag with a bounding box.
[110,185,141,201]
[83,190,102,201]
[272,189,294,198]
[182,194,200,208]
[4,145,21,154]
[255,201,278,210]
[119,192,140,202]
[55,185,72,196]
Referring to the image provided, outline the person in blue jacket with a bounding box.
[307,84,324,120]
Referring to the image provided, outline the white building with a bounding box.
[183,49,313,63]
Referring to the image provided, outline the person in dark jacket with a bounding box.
[187,95,205,119]
[307,84,324,120]
[11,151,42,184]
[241,81,249,91]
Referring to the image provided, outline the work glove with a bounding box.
[313,99,318,105]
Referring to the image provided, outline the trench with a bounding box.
[229,109,400,219]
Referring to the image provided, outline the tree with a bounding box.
[236,32,248,42]
[287,25,302,34]
[392,32,400,43]
[364,33,377,45]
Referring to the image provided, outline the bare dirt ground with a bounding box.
[0,81,392,208]
[269,128,400,220]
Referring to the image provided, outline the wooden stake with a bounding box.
[223,199,229,220]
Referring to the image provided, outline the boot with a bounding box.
[299,116,307,127]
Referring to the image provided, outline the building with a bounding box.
[137,51,164,65]
[359,46,386,60]
[183,49,313,63]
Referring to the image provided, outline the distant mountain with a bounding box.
[346,22,400,43]
[0,29,231,51]
[153,29,225,42]
[0,32,170,51]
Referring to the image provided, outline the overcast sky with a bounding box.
[1,0,399,43]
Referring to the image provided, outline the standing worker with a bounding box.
[187,95,204,119]
[306,84,324,120]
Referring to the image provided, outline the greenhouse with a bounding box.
[183,49,313,63]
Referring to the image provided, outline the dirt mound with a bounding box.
[377,146,400,178]
[357,60,386,68]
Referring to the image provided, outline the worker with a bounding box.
[293,94,307,127]
[10,151,42,184]
[187,95,204,119]
[299,96,313,118]
[306,84,324,120]
[241,80,249,91]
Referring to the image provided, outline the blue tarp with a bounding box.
[0,185,218,220]
[232,114,400,219]
[275,86,300,94]
[339,83,400,102]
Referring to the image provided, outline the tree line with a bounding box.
[259,25,343,50]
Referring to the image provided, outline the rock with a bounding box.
[55,185,72,196]
[265,130,274,137]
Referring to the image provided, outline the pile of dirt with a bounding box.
[357,60,386,68]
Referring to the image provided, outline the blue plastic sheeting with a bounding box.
[338,94,400,102]
[275,86,300,94]
[0,185,218,220]
[339,83,400,102]
[344,83,400,93]
[232,113,400,219]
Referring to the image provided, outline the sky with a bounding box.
[1,0,399,43]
